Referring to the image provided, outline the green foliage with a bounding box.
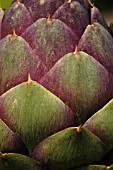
[0,0,13,11]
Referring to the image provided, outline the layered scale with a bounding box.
[0,0,113,169]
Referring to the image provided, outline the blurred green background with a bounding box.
[0,0,113,24]
[0,0,13,11]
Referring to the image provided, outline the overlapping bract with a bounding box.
[0,0,113,169]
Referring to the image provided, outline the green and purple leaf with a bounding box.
[32,127,105,170]
[53,1,90,39]
[22,18,78,70]
[40,51,113,123]
[0,81,79,154]
[0,119,28,154]
[78,22,113,74]
[0,153,44,170]
[1,1,33,38]
[0,34,47,95]
[84,99,113,152]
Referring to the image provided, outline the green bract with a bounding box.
[0,0,113,169]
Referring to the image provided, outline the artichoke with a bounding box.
[0,0,113,169]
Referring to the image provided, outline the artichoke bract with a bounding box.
[0,0,113,169]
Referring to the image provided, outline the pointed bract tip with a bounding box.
[91,20,97,27]
[0,4,2,10]
[88,0,95,7]
[27,73,32,89]
[77,124,82,133]
[16,0,21,6]
[110,22,113,27]
[47,14,52,21]
[40,0,45,5]
[13,29,17,37]
[47,14,52,26]
[0,152,4,158]
[67,0,71,4]
[73,46,78,55]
